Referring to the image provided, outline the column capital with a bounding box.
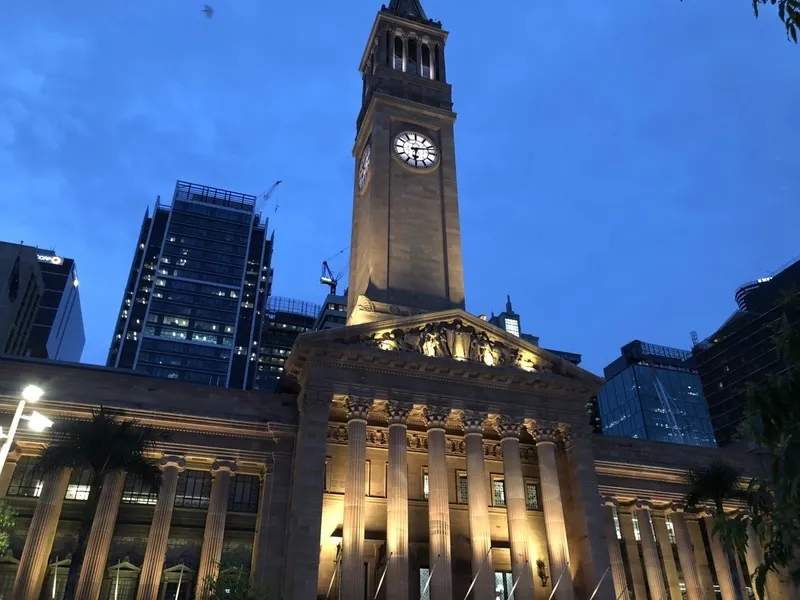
[664,502,686,514]
[460,410,487,435]
[345,397,373,422]
[159,456,186,471]
[561,424,592,449]
[423,405,451,431]
[494,415,524,440]
[633,500,654,512]
[211,460,236,476]
[386,401,412,426]
[601,496,621,508]
[528,420,560,443]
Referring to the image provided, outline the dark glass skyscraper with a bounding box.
[106,181,274,389]
[598,340,716,447]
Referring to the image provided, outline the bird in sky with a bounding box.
[202,5,214,18]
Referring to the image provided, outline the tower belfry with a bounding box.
[347,0,465,325]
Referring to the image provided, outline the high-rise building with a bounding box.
[313,293,347,331]
[599,340,716,447]
[489,295,583,365]
[106,181,274,388]
[692,256,800,446]
[0,242,84,362]
[254,296,320,392]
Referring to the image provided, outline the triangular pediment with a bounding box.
[289,309,603,389]
[386,0,428,21]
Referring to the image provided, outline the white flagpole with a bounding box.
[588,566,610,600]
[174,566,183,600]
[114,559,121,600]
[52,556,58,600]
[461,549,492,600]
[505,560,529,599]
[421,555,440,598]
[373,552,393,599]
[325,547,343,600]
[547,565,568,600]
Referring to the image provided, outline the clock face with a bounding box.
[393,132,438,169]
[358,144,371,190]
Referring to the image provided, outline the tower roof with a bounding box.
[386,0,428,22]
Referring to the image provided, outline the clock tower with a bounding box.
[347,0,465,325]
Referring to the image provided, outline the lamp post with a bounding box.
[0,385,53,474]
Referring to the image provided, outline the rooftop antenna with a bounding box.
[690,331,699,347]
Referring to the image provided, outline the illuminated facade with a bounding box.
[105,181,274,389]
[0,2,796,600]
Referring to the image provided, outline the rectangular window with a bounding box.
[419,568,431,600]
[228,474,260,513]
[394,36,403,71]
[525,481,540,510]
[121,476,158,505]
[504,318,520,337]
[494,572,515,599]
[612,507,623,540]
[6,456,42,498]
[665,514,677,544]
[422,468,429,500]
[421,44,431,78]
[407,38,418,75]
[65,466,93,501]
[174,469,212,508]
[492,477,506,507]
[457,472,468,504]
[631,512,641,541]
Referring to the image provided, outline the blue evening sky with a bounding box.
[1,0,797,376]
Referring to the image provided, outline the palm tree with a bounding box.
[37,408,165,600]
[685,459,748,600]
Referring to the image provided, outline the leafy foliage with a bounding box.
[0,500,17,556]
[752,0,800,43]
[733,291,800,598]
[685,459,748,513]
[200,568,274,600]
[38,408,167,600]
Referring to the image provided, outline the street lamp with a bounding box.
[0,385,54,474]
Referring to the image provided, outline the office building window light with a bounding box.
[504,318,520,337]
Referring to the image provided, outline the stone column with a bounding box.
[529,420,573,600]
[461,411,494,600]
[75,470,127,600]
[401,34,408,73]
[341,397,372,600]
[496,416,533,600]
[386,401,412,600]
[652,513,681,600]
[704,516,740,600]
[0,445,20,497]
[13,468,71,600]
[136,456,185,600]
[250,465,271,591]
[618,509,648,600]
[282,392,331,600]
[563,426,614,600]
[635,505,668,600]
[195,461,235,600]
[743,524,783,600]
[425,405,453,600]
[601,502,629,600]
[669,511,705,600]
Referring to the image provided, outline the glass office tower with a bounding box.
[106,181,274,389]
[598,340,716,447]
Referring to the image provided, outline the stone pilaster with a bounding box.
[195,461,235,600]
[652,513,681,600]
[253,451,292,594]
[461,411,494,600]
[743,524,783,600]
[495,415,533,600]
[250,465,271,592]
[386,401,412,600]
[704,516,740,600]
[0,445,20,497]
[668,511,705,600]
[635,506,668,600]
[341,397,372,600]
[283,391,331,600]
[601,503,630,600]
[13,468,71,600]
[529,420,573,600]
[75,470,127,600]
[425,405,453,600]
[563,426,614,600]
[136,456,185,600]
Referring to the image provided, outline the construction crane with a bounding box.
[256,180,282,214]
[320,261,342,295]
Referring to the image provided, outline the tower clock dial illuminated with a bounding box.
[393,132,438,169]
[358,144,371,190]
